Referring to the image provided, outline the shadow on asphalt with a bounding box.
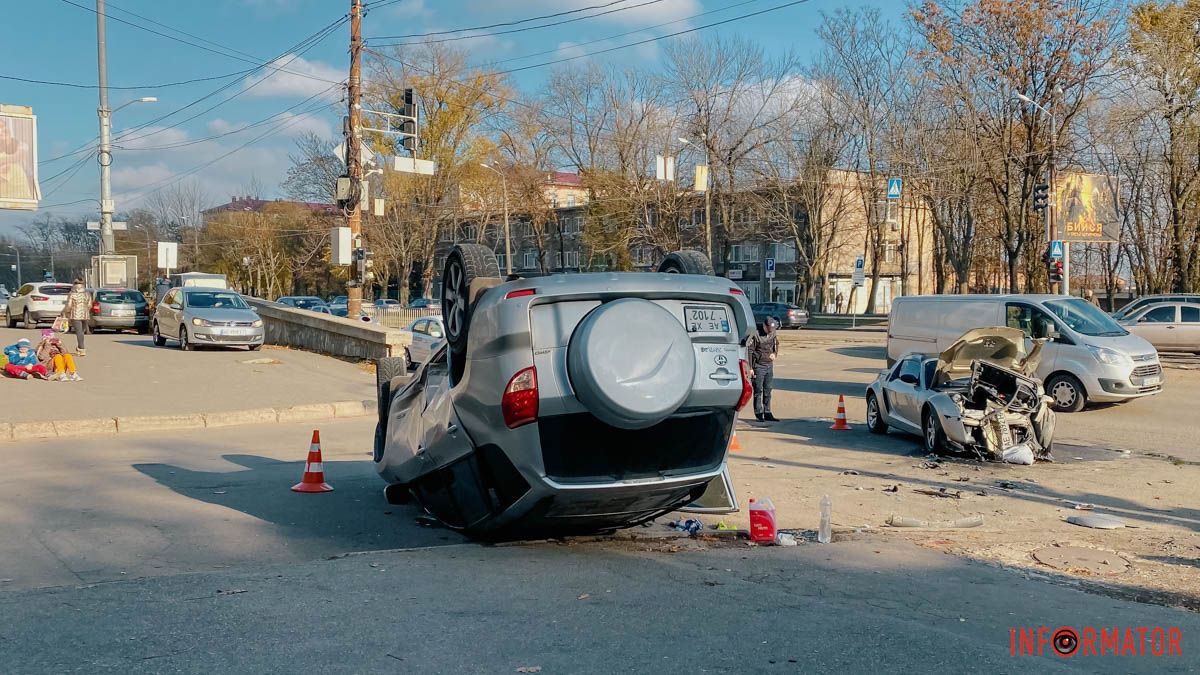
[829,346,886,361]
[134,454,471,552]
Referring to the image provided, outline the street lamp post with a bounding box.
[6,245,20,287]
[1015,92,1066,294]
[480,163,512,276]
[96,86,156,255]
[678,136,713,265]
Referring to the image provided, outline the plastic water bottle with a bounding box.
[818,495,832,544]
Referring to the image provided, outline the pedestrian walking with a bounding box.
[748,317,780,422]
[3,338,49,379]
[60,278,91,356]
[35,329,81,381]
[835,292,845,315]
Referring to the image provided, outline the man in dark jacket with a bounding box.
[748,317,779,422]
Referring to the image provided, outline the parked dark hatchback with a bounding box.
[751,302,809,329]
[89,288,150,333]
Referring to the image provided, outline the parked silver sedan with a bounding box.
[153,286,264,351]
[1119,302,1200,354]
[403,316,444,368]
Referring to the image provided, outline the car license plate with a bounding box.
[217,327,252,336]
[1142,375,1161,386]
[683,305,730,333]
[112,309,134,317]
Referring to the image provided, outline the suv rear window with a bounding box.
[96,290,145,303]
[40,285,71,295]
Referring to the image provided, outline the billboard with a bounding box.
[1058,171,1118,242]
[0,105,41,211]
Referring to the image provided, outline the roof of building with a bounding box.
[202,196,337,215]
[546,172,582,187]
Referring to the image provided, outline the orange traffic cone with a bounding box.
[830,395,851,431]
[729,432,743,453]
[291,429,334,493]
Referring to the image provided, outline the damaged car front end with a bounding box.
[866,327,1056,464]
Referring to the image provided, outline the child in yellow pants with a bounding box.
[36,330,82,382]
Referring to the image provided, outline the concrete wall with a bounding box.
[245,298,410,360]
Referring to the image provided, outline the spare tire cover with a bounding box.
[568,298,696,430]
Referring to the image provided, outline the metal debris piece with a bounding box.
[1032,545,1130,575]
[1066,514,1125,530]
[954,476,970,482]
[916,461,942,470]
[1062,500,1095,511]
[883,484,899,493]
[914,488,963,499]
[840,470,860,475]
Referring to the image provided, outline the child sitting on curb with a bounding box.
[36,329,81,381]
[3,338,48,379]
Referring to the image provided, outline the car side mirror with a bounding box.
[250,306,259,313]
[899,373,919,385]
[1046,327,1061,340]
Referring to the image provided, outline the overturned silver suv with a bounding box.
[865,327,1057,463]
[373,245,754,537]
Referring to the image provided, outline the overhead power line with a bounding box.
[369,0,666,46]
[366,0,632,39]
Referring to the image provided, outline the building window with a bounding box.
[551,195,558,208]
[769,242,796,263]
[463,224,479,241]
[523,250,538,269]
[729,243,760,263]
[567,195,576,208]
[495,252,507,271]
[882,242,897,264]
[440,228,454,242]
[632,247,655,266]
[565,251,579,268]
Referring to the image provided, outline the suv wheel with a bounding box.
[866,392,888,434]
[441,244,500,383]
[922,407,944,454]
[5,307,15,328]
[657,250,714,276]
[23,309,33,328]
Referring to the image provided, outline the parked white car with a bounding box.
[403,316,444,368]
[5,282,72,328]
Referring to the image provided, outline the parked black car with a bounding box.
[88,288,150,333]
[751,302,809,329]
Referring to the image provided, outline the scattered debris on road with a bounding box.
[1061,500,1096,510]
[1067,514,1126,530]
[887,515,984,529]
[914,487,963,499]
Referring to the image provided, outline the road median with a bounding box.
[1,399,375,442]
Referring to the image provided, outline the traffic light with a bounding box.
[401,88,417,153]
[1048,259,1064,284]
[355,248,375,284]
[1033,183,1050,212]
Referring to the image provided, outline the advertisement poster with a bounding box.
[1057,171,1118,242]
[0,105,41,211]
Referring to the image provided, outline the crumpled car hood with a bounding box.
[936,327,1042,381]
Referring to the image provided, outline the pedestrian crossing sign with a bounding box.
[887,178,902,200]
[1050,240,1064,259]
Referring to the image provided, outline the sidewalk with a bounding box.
[0,327,376,437]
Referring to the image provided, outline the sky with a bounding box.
[0,0,886,234]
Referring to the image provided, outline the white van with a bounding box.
[888,294,1161,412]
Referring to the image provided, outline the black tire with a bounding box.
[657,250,714,276]
[403,347,414,370]
[376,355,409,424]
[865,392,888,435]
[23,309,33,328]
[137,325,150,335]
[152,321,166,346]
[441,244,500,382]
[5,309,15,328]
[922,406,945,454]
[383,481,412,505]
[1045,373,1086,413]
[248,344,262,351]
[179,326,193,351]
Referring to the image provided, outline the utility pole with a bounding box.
[346,0,364,317]
[96,0,114,255]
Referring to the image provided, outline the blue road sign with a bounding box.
[765,257,775,279]
[887,178,902,200]
[1050,240,1064,259]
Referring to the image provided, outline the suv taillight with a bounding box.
[736,359,753,411]
[31,295,49,301]
[502,367,538,428]
[91,301,101,315]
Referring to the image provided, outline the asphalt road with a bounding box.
[3,419,1197,672]
[0,326,375,424]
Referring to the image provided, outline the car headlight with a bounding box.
[191,317,213,327]
[252,319,263,328]
[1087,345,1132,367]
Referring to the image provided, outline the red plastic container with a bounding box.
[748,497,777,543]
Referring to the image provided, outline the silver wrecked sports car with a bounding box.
[865,327,1057,463]
[373,245,755,537]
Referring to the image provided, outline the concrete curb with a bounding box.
[1,399,375,442]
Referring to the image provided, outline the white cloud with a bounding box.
[276,112,334,139]
[115,126,190,150]
[389,0,434,19]
[112,163,175,191]
[242,55,344,101]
